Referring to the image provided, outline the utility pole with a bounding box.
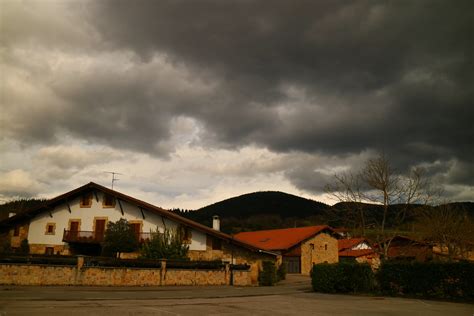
[104,171,123,190]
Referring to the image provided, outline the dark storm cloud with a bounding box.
[2,1,473,199]
[88,0,473,184]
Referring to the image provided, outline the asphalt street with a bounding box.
[0,275,472,315]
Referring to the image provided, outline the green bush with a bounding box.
[102,219,139,257]
[140,228,189,260]
[277,262,287,281]
[259,260,277,286]
[377,261,474,300]
[311,262,375,293]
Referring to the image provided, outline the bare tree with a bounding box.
[326,153,434,259]
[417,204,474,261]
[325,172,368,236]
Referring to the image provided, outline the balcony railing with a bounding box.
[62,230,155,244]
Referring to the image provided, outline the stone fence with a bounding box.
[0,257,252,286]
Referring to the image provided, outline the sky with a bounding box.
[1,0,473,209]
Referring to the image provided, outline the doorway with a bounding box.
[283,256,301,274]
[94,219,106,241]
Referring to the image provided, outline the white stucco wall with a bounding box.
[352,242,371,250]
[27,191,206,251]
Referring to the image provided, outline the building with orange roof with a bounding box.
[338,237,380,269]
[234,226,339,274]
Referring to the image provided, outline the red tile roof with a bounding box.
[234,225,333,251]
[338,238,367,251]
[339,249,375,258]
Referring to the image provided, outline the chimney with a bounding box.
[212,215,220,231]
[8,212,16,218]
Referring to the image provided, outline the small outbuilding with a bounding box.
[338,237,380,269]
[234,226,339,275]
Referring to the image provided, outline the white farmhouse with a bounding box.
[0,182,276,284]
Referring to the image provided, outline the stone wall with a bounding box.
[355,254,381,270]
[10,224,29,248]
[22,233,276,285]
[300,232,339,275]
[188,234,277,284]
[0,261,252,286]
[29,244,67,255]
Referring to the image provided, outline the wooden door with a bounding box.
[130,223,141,242]
[283,257,301,274]
[69,221,79,239]
[95,219,106,241]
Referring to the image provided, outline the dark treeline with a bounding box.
[173,191,474,234]
[0,198,48,221]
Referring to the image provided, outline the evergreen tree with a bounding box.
[102,219,139,257]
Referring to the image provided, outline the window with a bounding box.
[13,226,20,237]
[103,194,115,208]
[212,238,222,250]
[310,243,314,250]
[80,193,93,208]
[45,247,54,256]
[324,244,328,251]
[45,223,56,235]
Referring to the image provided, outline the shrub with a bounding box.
[0,235,11,254]
[377,261,474,300]
[277,262,287,281]
[259,260,277,286]
[311,262,375,293]
[102,219,139,257]
[140,228,189,260]
[19,239,30,255]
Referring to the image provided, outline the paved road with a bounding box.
[0,275,472,315]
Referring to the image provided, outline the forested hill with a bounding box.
[0,199,48,221]
[173,192,474,234]
[173,191,332,233]
[198,191,329,218]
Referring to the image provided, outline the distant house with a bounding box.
[234,226,339,275]
[378,236,432,262]
[432,242,474,262]
[334,227,351,239]
[338,238,380,268]
[0,182,277,285]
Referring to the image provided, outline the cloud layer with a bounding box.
[1,0,472,205]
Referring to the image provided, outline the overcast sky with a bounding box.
[1,0,472,209]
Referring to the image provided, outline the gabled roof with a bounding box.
[0,182,276,256]
[234,225,335,251]
[338,238,369,251]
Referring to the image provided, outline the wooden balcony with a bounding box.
[62,230,154,244]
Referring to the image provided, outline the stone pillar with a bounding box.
[160,259,167,285]
[225,263,231,285]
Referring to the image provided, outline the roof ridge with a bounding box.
[0,182,276,256]
[235,225,329,235]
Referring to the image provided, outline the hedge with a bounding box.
[311,262,375,293]
[311,261,474,301]
[259,260,277,286]
[377,261,474,300]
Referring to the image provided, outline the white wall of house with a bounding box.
[352,242,371,250]
[27,191,207,251]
